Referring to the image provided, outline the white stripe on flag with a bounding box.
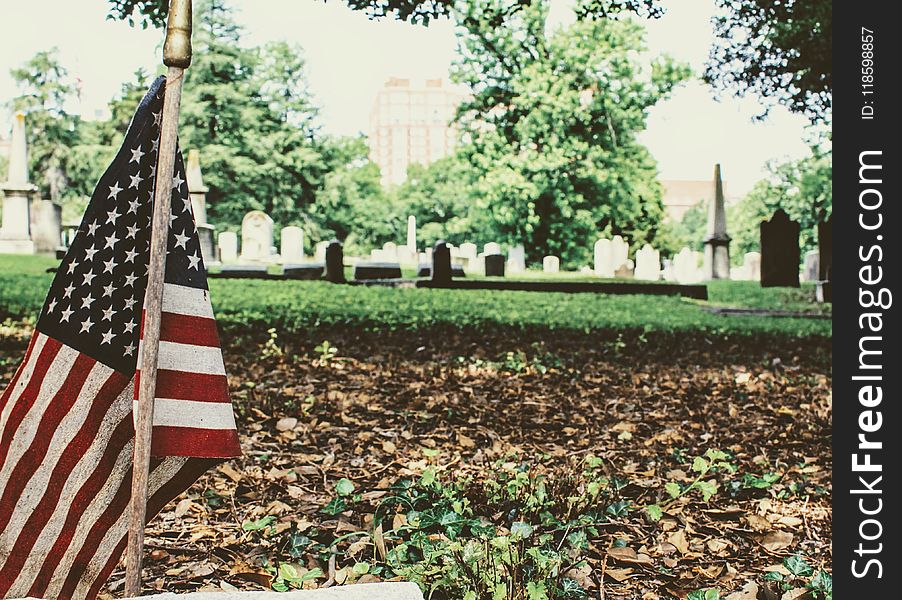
[5,377,133,598]
[0,333,49,435]
[160,283,215,319]
[138,340,226,376]
[151,398,238,430]
[0,344,79,479]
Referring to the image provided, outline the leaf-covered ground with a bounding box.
[0,321,831,599]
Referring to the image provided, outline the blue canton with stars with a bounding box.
[37,76,209,375]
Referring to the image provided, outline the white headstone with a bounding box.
[743,251,761,281]
[634,244,661,281]
[219,231,238,263]
[611,235,629,271]
[280,226,305,263]
[593,238,614,278]
[239,211,275,262]
[543,255,560,273]
[30,199,62,253]
[459,242,478,260]
[803,250,819,282]
[484,242,502,255]
[507,244,526,273]
[673,247,703,283]
[382,241,398,262]
[406,215,416,251]
[315,240,331,262]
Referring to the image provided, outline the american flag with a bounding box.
[0,76,241,600]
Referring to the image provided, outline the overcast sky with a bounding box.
[0,0,816,196]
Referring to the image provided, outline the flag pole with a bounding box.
[125,0,192,596]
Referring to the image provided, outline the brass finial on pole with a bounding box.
[125,1,192,596]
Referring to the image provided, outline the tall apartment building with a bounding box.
[369,78,465,185]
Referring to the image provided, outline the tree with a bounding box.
[728,147,832,261]
[452,0,689,266]
[704,0,832,123]
[7,48,79,201]
[177,0,328,228]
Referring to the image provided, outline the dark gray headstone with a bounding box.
[325,240,345,283]
[432,240,452,285]
[760,209,800,288]
[354,262,402,280]
[417,263,465,278]
[817,216,832,302]
[484,254,505,277]
[283,263,324,280]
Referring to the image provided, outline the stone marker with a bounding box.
[240,211,275,262]
[30,199,62,254]
[507,244,526,273]
[325,240,345,283]
[353,262,402,280]
[213,264,269,279]
[760,209,800,287]
[315,240,330,262]
[432,240,453,284]
[543,255,560,273]
[219,231,238,263]
[611,235,629,272]
[0,112,37,254]
[283,264,324,280]
[743,252,761,281]
[484,254,505,277]
[802,249,819,282]
[280,226,305,263]
[673,247,703,284]
[633,244,661,281]
[459,242,478,262]
[53,582,425,600]
[416,263,465,278]
[593,238,614,278]
[703,163,731,280]
[817,216,832,302]
[406,215,416,252]
[484,242,501,255]
[186,149,217,264]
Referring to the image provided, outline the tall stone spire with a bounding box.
[703,163,730,280]
[1,112,37,254]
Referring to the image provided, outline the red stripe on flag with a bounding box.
[0,333,38,419]
[0,338,62,472]
[0,369,129,598]
[141,310,222,347]
[83,457,216,600]
[56,457,164,600]
[23,416,137,599]
[136,369,230,403]
[0,353,95,532]
[152,425,241,459]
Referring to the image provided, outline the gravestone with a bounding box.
[240,211,275,262]
[382,242,398,262]
[353,262,402,280]
[507,244,526,273]
[0,112,37,254]
[214,264,269,279]
[280,226,305,263]
[407,215,417,251]
[484,242,501,256]
[417,263,465,278]
[325,240,346,283]
[282,264,323,280]
[760,209,800,287]
[703,163,731,279]
[315,240,330,262]
[432,240,452,284]
[543,255,560,273]
[633,244,661,281]
[186,149,217,264]
[484,254,505,277]
[218,231,238,263]
[817,217,832,302]
[30,199,62,253]
[803,250,820,282]
[594,238,614,278]
[743,252,761,281]
[673,247,702,284]
[611,235,629,271]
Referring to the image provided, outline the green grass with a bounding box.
[0,254,831,338]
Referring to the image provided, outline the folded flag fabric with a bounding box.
[0,76,241,600]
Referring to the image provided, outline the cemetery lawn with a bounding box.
[0,254,832,599]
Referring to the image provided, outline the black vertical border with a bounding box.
[833,1,900,595]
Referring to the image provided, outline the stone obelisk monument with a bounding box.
[186,149,218,264]
[0,112,37,254]
[703,163,730,280]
